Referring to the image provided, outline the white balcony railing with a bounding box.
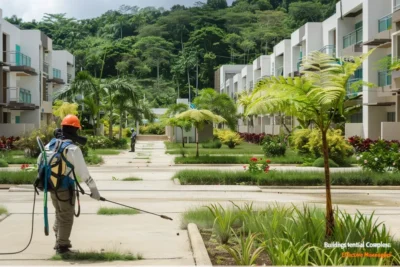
[3,51,32,67]
[319,45,336,57]
[6,87,32,104]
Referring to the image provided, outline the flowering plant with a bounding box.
[245,157,271,174]
[357,140,400,172]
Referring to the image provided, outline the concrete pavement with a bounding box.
[0,140,399,266]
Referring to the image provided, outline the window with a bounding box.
[387,112,396,122]
[349,112,362,123]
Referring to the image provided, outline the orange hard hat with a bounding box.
[61,114,81,129]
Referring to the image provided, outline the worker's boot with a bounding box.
[56,245,77,255]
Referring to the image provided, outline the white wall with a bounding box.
[322,14,337,47]
[260,56,271,77]
[345,123,364,138]
[381,122,400,140]
[305,23,323,55]
[0,123,35,136]
[337,0,363,16]
[241,65,253,91]
[364,0,391,42]
[273,40,292,77]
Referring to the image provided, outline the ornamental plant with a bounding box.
[246,157,271,174]
[216,129,243,149]
[357,139,400,172]
[262,135,286,157]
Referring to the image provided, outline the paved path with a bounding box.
[0,141,399,266]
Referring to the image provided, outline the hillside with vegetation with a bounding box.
[6,0,338,107]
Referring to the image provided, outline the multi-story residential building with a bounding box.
[0,8,75,136]
[215,0,400,140]
[214,65,247,94]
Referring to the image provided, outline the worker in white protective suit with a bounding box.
[43,114,101,254]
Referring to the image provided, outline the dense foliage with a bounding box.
[6,0,338,107]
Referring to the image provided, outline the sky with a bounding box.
[1,0,235,21]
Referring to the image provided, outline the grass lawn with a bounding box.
[97,207,140,215]
[0,171,36,184]
[165,141,264,155]
[0,206,7,215]
[52,251,142,261]
[175,149,304,164]
[174,170,400,186]
[122,177,143,181]
[90,149,122,155]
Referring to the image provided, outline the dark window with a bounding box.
[387,112,396,122]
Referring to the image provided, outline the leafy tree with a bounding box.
[194,88,237,130]
[52,100,79,125]
[164,103,190,147]
[207,0,228,9]
[246,51,372,237]
[176,109,226,157]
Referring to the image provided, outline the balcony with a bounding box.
[343,28,363,49]
[5,87,38,110]
[48,68,64,84]
[3,51,37,76]
[395,0,400,11]
[43,62,49,74]
[379,14,392,32]
[378,71,392,87]
[67,73,72,84]
[319,45,336,57]
[346,78,362,97]
[297,58,303,72]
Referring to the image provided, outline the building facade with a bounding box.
[0,8,75,136]
[216,0,400,140]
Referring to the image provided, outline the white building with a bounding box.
[0,8,75,136]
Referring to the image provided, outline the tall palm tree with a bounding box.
[55,71,102,134]
[246,50,372,237]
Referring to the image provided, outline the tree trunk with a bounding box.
[96,110,101,136]
[187,69,191,103]
[108,109,113,139]
[322,129,334,238]
[181,127,185,148]
[119,111,123,139]
[195,127,199,157]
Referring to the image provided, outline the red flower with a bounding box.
[266,159,271,164]
[250,157,258,162]
[243,165,247,169]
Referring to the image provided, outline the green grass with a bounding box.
[122,177,143,181]
[174,151,304,164]
[84,153,104,165]
[0,206,7,215]
[182,204,400,266]
[97,207,140,215]
[91,149,121,155]
[0,159,8,167]
[165,141,264,155]
[51,251,142,261]
[174,170,400,186]
[0,156,37,164]
[0,171,36,184]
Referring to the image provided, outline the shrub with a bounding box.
[246,157,270,174]
[0,136,20,150]
[15,124,56,157]
[0,159,8,167]
[262,135,286,157]
[202,139,222,149]
[87,136,128,150]
[312,158,339,168]
[206,204,239,244]
[215,129,242,149]
[292,129,353,165]
[139,123,165,135]
[357,139,400,172]
[239,133,266,144]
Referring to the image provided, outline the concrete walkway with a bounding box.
[0,141,400,266]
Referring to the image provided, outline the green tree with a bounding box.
[194,88,237,130]
[176,109,226,157]
[164,103,190,147]
[246,51,372,237]
[207,0,228,9]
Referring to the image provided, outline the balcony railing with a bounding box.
[6,87,31,104]
[379,14,392,33]
[67,73,72,83]
[346,78,362,96]
[378,71,392,87]
[319,45,336,57]
[43,62,49,74]
[343,27,363,49]
[250,81,254,90]
[53,68,61,79]
[297,58,303,71]
[3,51,32,67]
[395,0,400,11]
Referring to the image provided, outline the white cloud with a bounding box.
[1,0,235,21]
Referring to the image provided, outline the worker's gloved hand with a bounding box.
[85,177,101,201]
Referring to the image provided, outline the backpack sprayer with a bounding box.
[0,137,172,255]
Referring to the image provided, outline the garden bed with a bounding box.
[174,153,304,164]
[182,204,400,266]
[174,170,400,186]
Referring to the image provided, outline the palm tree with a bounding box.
[176,109,226,157]
[246,51,372,237]
[55,71,102,134]
[102,78,139,138]
[193,88,237,130]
